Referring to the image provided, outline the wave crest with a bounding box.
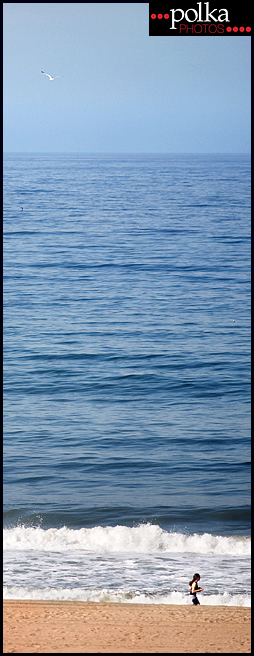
[3,523,250,556]
[3,585,251,607]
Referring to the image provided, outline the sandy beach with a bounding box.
[3,600,251,653]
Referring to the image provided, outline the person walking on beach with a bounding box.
[189,573,204,605]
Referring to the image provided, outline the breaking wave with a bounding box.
[3,585,251,607]
[3,523,250,556]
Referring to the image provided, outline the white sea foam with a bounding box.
[3,585,251,607]
[3,524,251,556]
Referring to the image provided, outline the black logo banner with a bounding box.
[149,2,252,36]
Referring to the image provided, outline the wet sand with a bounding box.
[3,600,251,653]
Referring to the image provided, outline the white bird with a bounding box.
[41,71,63,81]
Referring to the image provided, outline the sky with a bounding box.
[3,3,251,153]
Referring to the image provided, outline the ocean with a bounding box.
[3,153,251,607]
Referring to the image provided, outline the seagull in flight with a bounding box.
[41,71,63,81]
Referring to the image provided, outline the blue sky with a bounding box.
[3,3,251,153]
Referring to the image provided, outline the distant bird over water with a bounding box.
[41,71,63,81]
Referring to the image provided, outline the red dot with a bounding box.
[233,26,238,32]
[158,14,163,19]
[151,14,156,19]
[239,27,245,32]
[164,14,169,19]
[226,26,232,32]
[246,27,251,32]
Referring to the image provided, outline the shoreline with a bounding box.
[3,600,251,653]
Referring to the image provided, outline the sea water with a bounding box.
[3,153,251,606]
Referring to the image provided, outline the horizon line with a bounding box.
[3,151,250,156]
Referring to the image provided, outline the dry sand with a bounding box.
[3,600,251,653]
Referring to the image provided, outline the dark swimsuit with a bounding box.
[190,582,201,605]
